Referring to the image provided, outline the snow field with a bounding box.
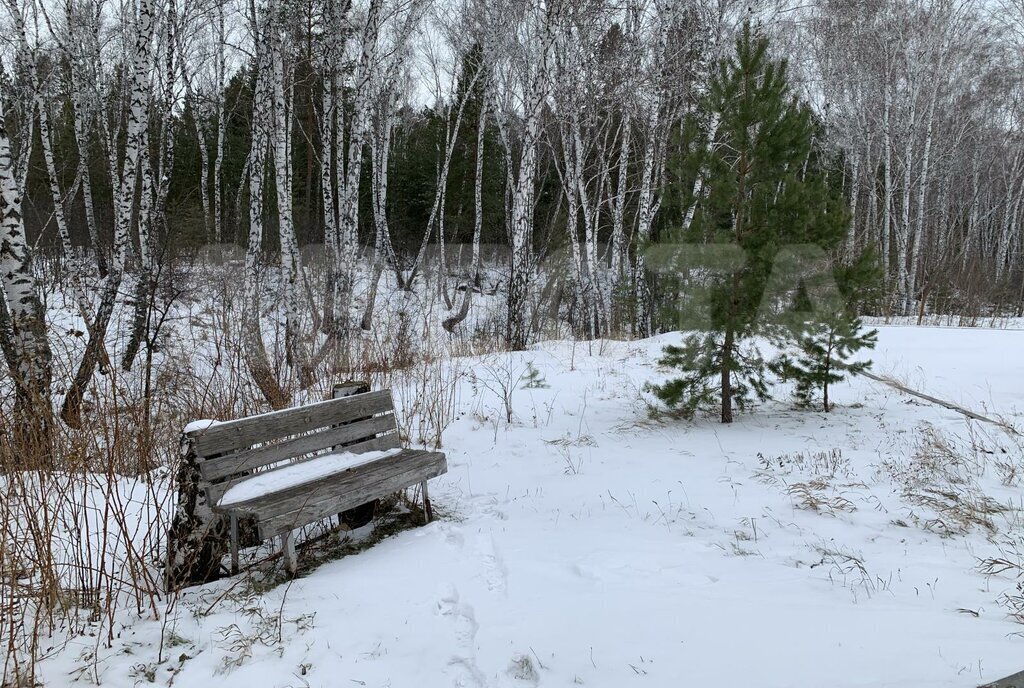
[38,327,1024,687]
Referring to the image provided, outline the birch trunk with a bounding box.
[634,100,665,338]
[570,113,604,337]
[122,141,158,372]
[360,6,424,328]
[270,24,312,386]
[0,101,53,455]
[506,34,555,349]
[331,0,382,339]
[998,172,1024,280]
[846,149,860,259]
[6,0,92,319]
[964,151,982,270]
[682,112,720,233]
[610,111,632,280]
[897,95,915,315]
[193,102,213,240]
[124,0,183,373]
[214,1,226,244]
[408,67,484,287]
[70,72,107,277]
[881,80,893,284]
[318,0,342,333]
[472,96,486,285]
[361,93,396,332]
[905,86,937,315]
[243,20,289,409]
[443,95,489,334]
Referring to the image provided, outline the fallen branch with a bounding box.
[860,371,1019,436]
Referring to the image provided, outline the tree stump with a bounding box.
[165,433,258,588]
[165,434,227,588]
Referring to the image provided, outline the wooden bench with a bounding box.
[981,670,1024,688]
[183,388,446,575]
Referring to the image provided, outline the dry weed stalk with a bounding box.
[979,534,1024,623]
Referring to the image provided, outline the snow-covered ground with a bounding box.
[40,326,1024,687]
[872,325,1024,420]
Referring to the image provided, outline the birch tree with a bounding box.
[4,0,93,319]
[488,0,559,350]
[361,0,427,330]
[326,0,384,341]
[269,10,313,384]
[242,2,289,408]
[0,93,53,454]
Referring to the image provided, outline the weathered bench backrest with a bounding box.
[186,390,401,502]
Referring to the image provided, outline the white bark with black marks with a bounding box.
[0,98,53,446]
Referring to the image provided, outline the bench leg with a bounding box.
[420,480,433,524]
[281,531,297,575]
[229,515,239,575]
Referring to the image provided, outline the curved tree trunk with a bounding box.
[62,0,157,428]
[444,95,489,334]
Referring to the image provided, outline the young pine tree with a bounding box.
[773,253,880,412]
[652,25,847,423]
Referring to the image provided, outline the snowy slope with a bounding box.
[40,329,1024,688]
[871,324,1024,420]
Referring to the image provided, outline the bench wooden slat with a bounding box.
[204,432,404,504]
[325,432,402,455]
[190,390,394,457]
[200,413,398,482]
[249,452,446,538]
[214,448,437,515]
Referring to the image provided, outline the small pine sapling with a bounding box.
[773,313,877,412]
[774,254,880,412]
[651,333,770,419]
[520,361,549,389]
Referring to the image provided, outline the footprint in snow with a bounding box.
[437,585,488,687]
[443,524,466,549]
[475,533,509,595]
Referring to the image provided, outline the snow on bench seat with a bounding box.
[218,448,403,507]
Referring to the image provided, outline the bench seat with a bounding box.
[213,448,446,539]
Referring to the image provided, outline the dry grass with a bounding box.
[979,533,1024,623]
[881,426,1011,538]
[786,479,858,516]
[756,449,860,516]
[811,544,877,597]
